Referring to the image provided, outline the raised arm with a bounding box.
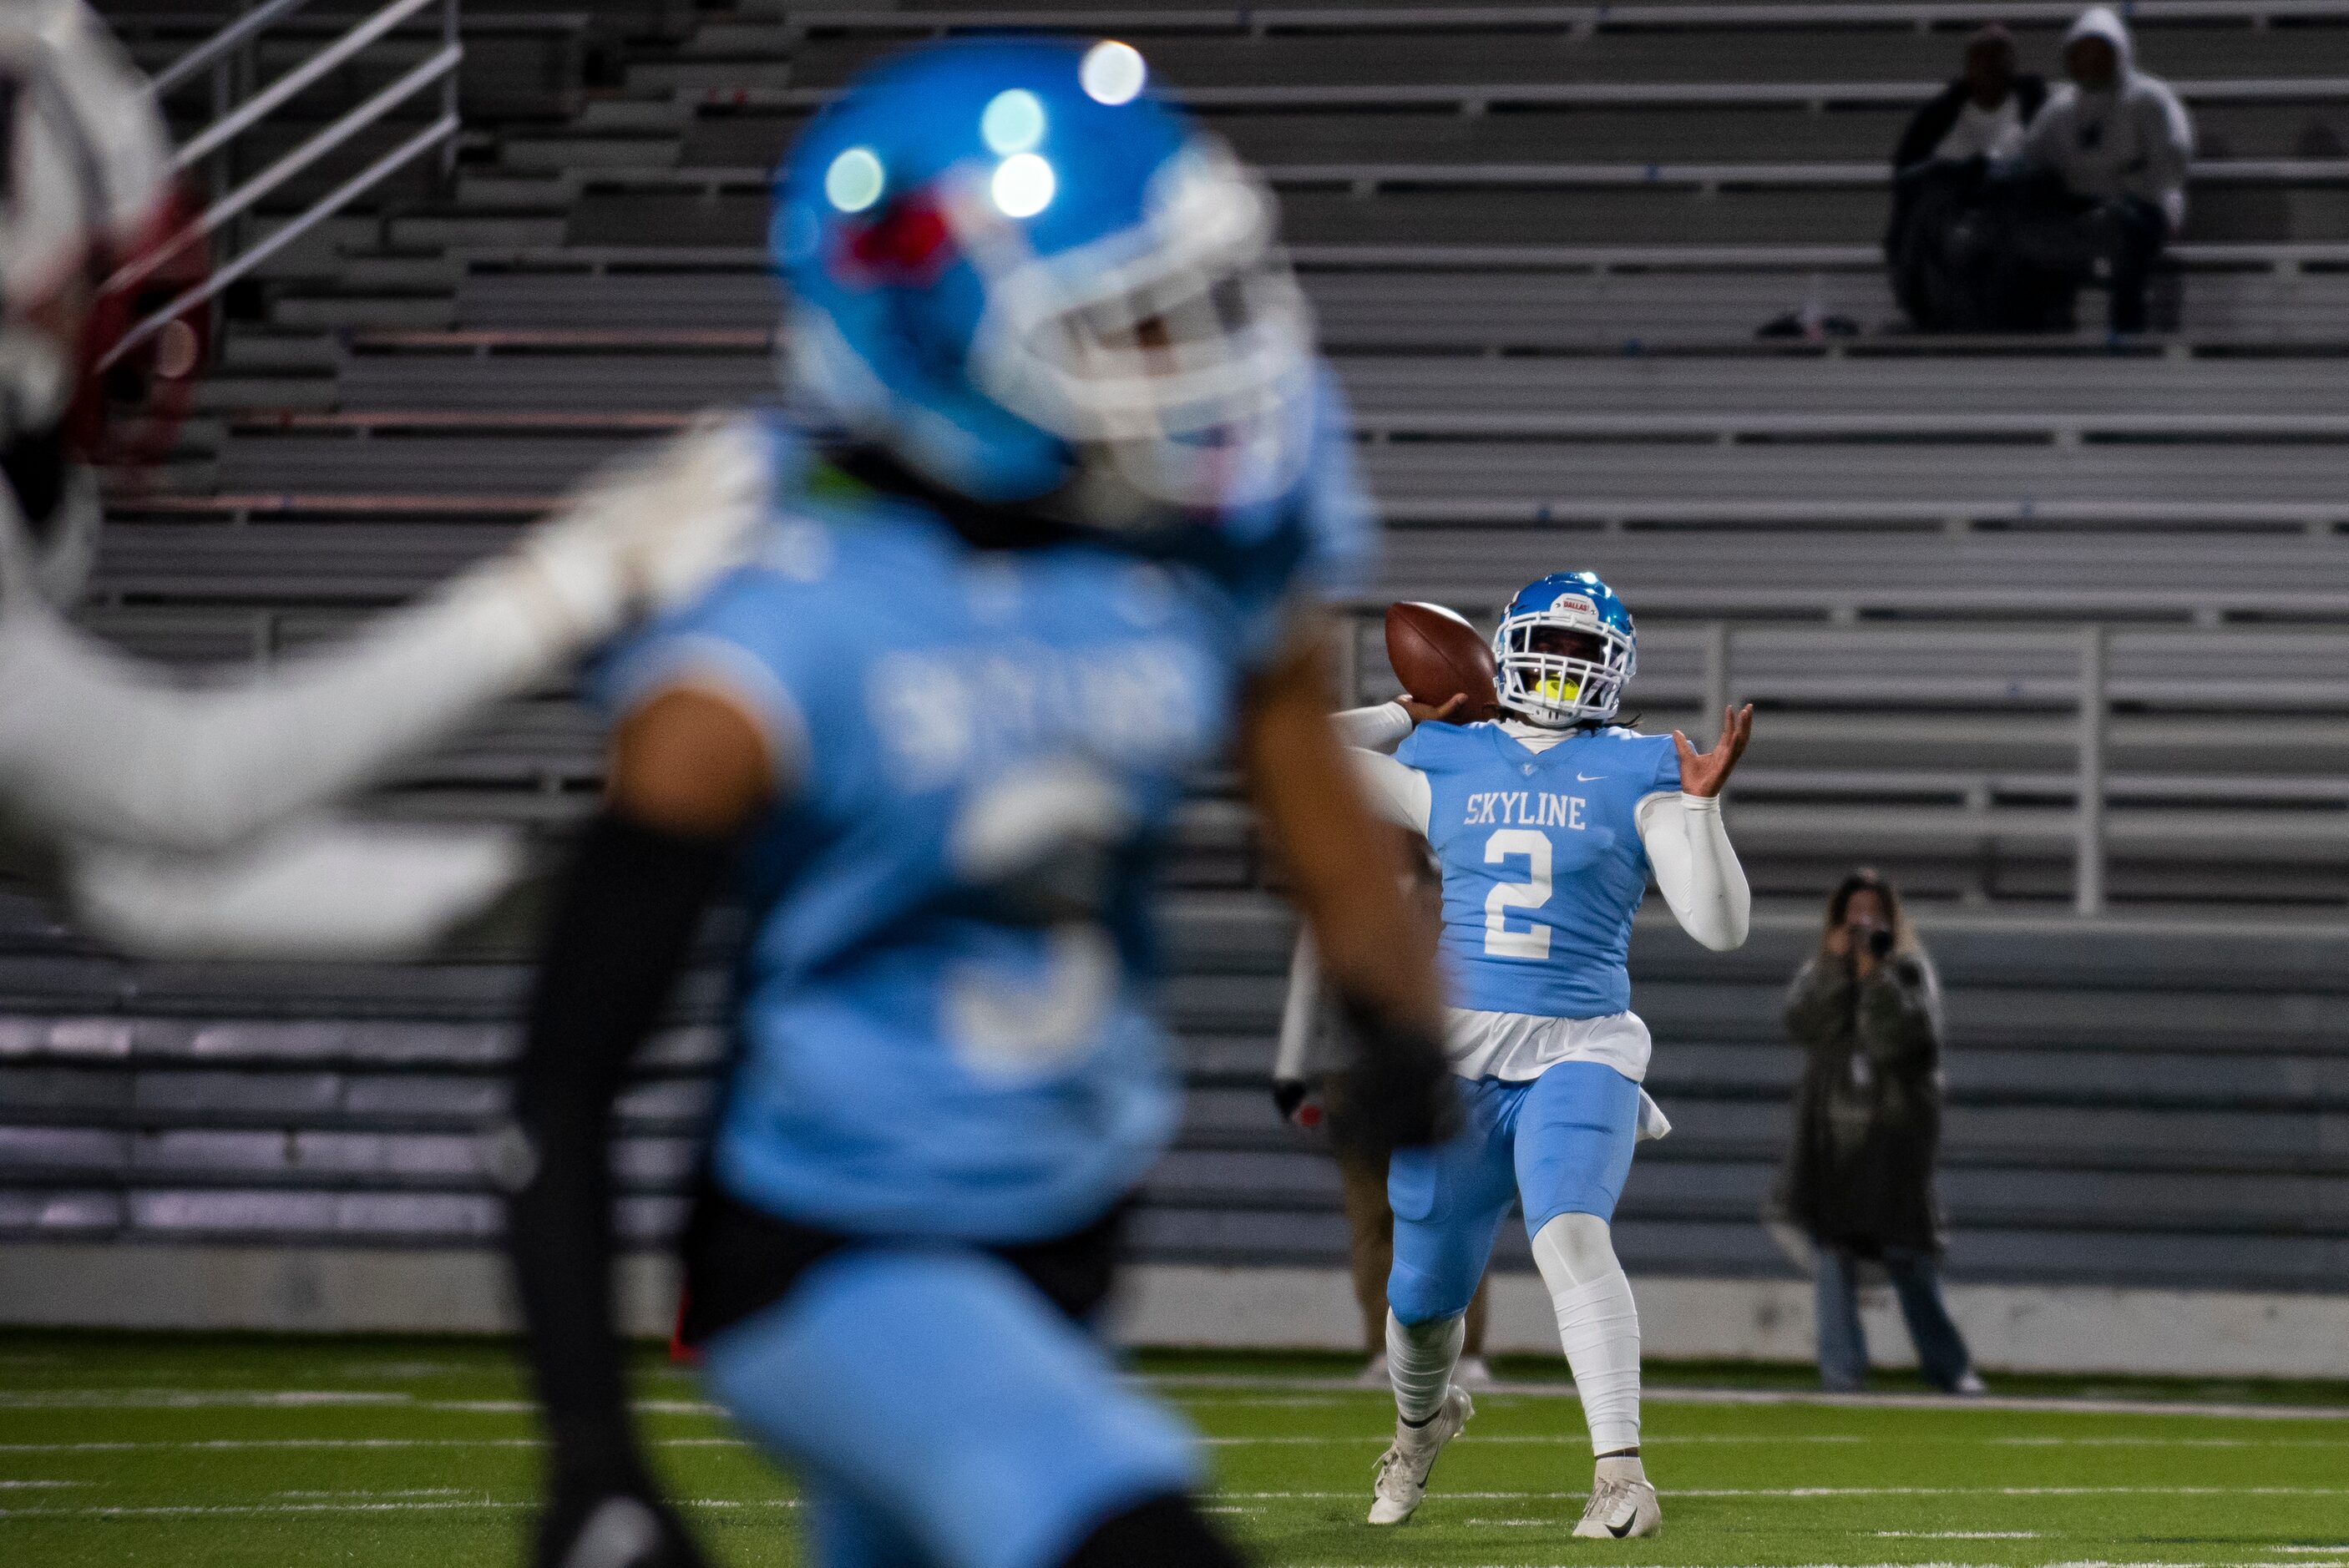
[1332,702,1413,753]
[1332,691,1466,756]
[63,818,524,959]
[0,418,769,855]
[1637,793,1750,951]
[1636,705,1754,952]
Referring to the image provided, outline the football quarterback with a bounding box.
[1337,571,1754,1539]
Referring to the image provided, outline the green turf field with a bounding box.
[5,1334,2349,1568]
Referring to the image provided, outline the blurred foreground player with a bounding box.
[497,38,1455,1568]
[1273,834,1496,1387]
[0,1,769,959]
[1338,575,1754,1538]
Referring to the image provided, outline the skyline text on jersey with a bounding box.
[1463,790,1588,830]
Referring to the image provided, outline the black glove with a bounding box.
[1328,994,1458,1161]
[535,1473,708,1568]
[1271,1076,1326,1130]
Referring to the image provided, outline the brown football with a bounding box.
[1385,600,1500,721]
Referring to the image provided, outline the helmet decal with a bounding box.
[838,194,955,286]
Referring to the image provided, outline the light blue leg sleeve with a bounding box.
[701,1247,1197,1568]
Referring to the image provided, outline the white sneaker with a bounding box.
[1453,1354,1496,1389]
[1367,1385,1473,1525]
[1573,1461,1662,1540]
[1355,1352,1390,1388]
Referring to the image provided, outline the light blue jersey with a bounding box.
[1395,721,1680,1020]
[601,396,1369,1246]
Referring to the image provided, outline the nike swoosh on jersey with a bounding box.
[1576,772,1607,782]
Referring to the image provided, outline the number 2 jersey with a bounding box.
[598,394,1369,1247]
[1395,719,1680,1027]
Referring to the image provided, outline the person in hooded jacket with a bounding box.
[1886,26,2050,329]
[2014,6,2195,331]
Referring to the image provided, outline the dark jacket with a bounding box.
[1893,76,2049,175]
[1779,951,1948,1257]
[1885,77,2050,269]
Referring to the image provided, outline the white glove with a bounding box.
[499,413,773,654]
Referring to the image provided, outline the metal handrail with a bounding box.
[174,0,443,171]
[109,0,464,371]
[147,0,314,97]
[113,109,462,369]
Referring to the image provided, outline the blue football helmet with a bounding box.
[1494,571,1638,727]
[771,38,1315,528]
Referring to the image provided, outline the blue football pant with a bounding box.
[700,1246,1198,1568]
[1385,1060,1641,1325]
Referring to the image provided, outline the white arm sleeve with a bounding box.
[1271,928,1324,1083]
[1636,792,1750,951]
[0,586,551,855]
[1349,750,1432,836]
[0,417,769,854]
[63,818,525,960]
[1331,701,1413,754]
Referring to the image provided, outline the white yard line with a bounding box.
[0,1391,725,1415]
[0,1496,796,1520]
[1150,1374,2349,1422]
[1289,1562,2349,1568]
[13,1377,2342,1423]
[1199,1433,1870,1445]
[1220,1486,2349,1500]
[273,1488,474,1500]
[1993,1435,2349,1448]
[0,1500,534,1520]
[0,1389,413,1410]
[1877,1530,2044,1538]
[0,1436,748,1454]
[1202,1431,2349,1448]
[0,1439,536,1454]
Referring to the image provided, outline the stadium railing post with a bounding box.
[2075,623,2109,917]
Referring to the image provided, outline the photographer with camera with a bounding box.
[1779,871,1982,1393]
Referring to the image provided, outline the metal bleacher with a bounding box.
[5,0,2346,1320]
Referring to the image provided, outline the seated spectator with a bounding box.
[1886,28,2048,330]
[2012,6,2195,331]
[1896,26,2046,173]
